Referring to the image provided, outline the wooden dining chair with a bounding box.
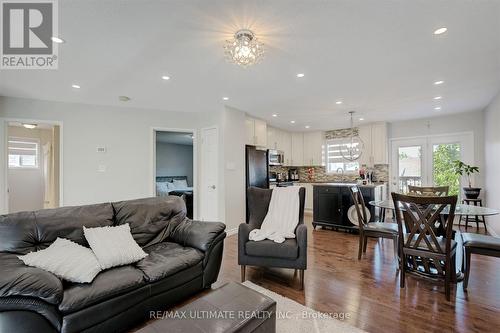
[408,185,449,197]
[391,192,457,301]
[350,186,399,262]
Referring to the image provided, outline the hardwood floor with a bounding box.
[214,214,500,333]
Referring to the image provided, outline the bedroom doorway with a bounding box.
[153,129,196,219]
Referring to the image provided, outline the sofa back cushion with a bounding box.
[0,203,114,254]
[112,196,186,247]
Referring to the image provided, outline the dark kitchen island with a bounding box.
[312,183,386,231]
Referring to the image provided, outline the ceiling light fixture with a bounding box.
[51,36,64,43]
[434,96,442,100]
[296,73,305,78]
[224,29,264,67]
[433,27,448,35]
[336,101,343,105]
[119,96,131,102]
[22,123,37,129]
[222,97,229,101]
[359,118,364,121]
[272,114,278,117]
[434,106,442,111]
[434,80,444,85]
[339,111,364,161]
[71,84,80,89]
[305,125,310,129]
[161,75,170,80]
[290,120,296,124]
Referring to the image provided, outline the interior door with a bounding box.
[200,127,219,221]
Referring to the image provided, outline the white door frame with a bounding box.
[1,118,64,213]
[151,127,198,219]
[390,131,474,193]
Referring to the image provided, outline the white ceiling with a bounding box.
[1,0,499,130]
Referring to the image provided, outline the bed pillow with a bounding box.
[156,182,169,195]
[83,223,147,270]
[173,179,188,189]
[166,182,176,190]
[18,238,102,283]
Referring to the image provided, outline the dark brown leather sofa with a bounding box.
[0,196,226,333]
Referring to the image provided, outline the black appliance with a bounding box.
[246,145,269,222]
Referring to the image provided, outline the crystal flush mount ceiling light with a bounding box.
[224,29,264,67]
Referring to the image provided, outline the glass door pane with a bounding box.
[432,143,461,196]
[397,146,422,193]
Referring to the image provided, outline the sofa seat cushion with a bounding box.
[135,242,204,282]
[245,239,298,259]
[58,265,146,314]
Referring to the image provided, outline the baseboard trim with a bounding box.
[226,227,238,237]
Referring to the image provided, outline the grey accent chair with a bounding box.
[239,187,307,289]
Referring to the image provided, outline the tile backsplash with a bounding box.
[270,164,389,183]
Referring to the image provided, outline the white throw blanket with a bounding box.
[249,186,300,243]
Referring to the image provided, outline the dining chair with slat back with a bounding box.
[391,192,457,301]
[408,185,449,197]
[350,186,399,263]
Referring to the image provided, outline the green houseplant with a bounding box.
[453,160,481,199]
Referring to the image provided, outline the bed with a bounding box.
[156,176,193,218]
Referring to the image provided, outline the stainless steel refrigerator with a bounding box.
[245,145,269,221]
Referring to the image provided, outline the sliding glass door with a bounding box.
[391,133,474,196]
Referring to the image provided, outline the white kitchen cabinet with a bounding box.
[291,132,304,166]
[267,126,278,150]
[245,116,267,147]
[358,122,388,166]
[279,130,292,166]
[303,131,324,166]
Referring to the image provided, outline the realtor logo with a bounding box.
[1,0,58,69]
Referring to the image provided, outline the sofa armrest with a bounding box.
[170,219,226,252]
[238,223,252,259]
[0,253,63,305]
[296,224,307,266]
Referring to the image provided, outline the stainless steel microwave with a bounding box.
[268,149,284,166]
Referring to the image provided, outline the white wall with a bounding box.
[484,92,500,236]
[0,96,217,214]
[156,142,193,186]
[7,126,53,212]
[389,111,485,188]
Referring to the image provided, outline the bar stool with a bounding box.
[460,198,487,233]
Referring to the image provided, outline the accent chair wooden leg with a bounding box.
[241,265,246,282]
[400,253,406,288]
[445,259,451,301]
[299,269,304,290]
[463,249,471,291]
[358,234,363,260]
[363,236,368,253]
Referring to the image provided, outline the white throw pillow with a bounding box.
[173,179,188,189]
[18,238,102,283]
[83,223,147,270]
[166,182,176,190]
[156,182,169,194]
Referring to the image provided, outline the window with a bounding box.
[8,138,39,168]
[324,138,360,173]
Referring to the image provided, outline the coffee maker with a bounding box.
[288,168,299,181]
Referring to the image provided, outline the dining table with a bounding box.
[368,199,500,282]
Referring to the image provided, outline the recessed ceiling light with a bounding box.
[22,123,37,129]
[434,96,442,100]
[335,100,343,105]
[305,125,310,129]
[290,120,296,124]
[71,84,80,89]
[51,36,65,43]
[296,73,305,78]
[161,75,170,80]
[272,114,278,117]
[434,106,442,111]
[434,80,444,85]
[359,118,364,121]
[119,95,131,102]
[222,97,229,101]
[433,27,448,35]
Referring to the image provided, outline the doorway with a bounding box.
[390,132,474,196]
[153,129,196,219]
[6,121,61,213]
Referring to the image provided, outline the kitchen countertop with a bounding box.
[309,182,386,188]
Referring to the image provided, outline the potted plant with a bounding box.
[453,160,480,199]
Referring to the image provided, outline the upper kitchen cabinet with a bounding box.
[267,126,278,150]
[291,132,304,166]
[358,122,388,166]
[245,116,267,147]
[303,131,324,166]
[279,130,292,166]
